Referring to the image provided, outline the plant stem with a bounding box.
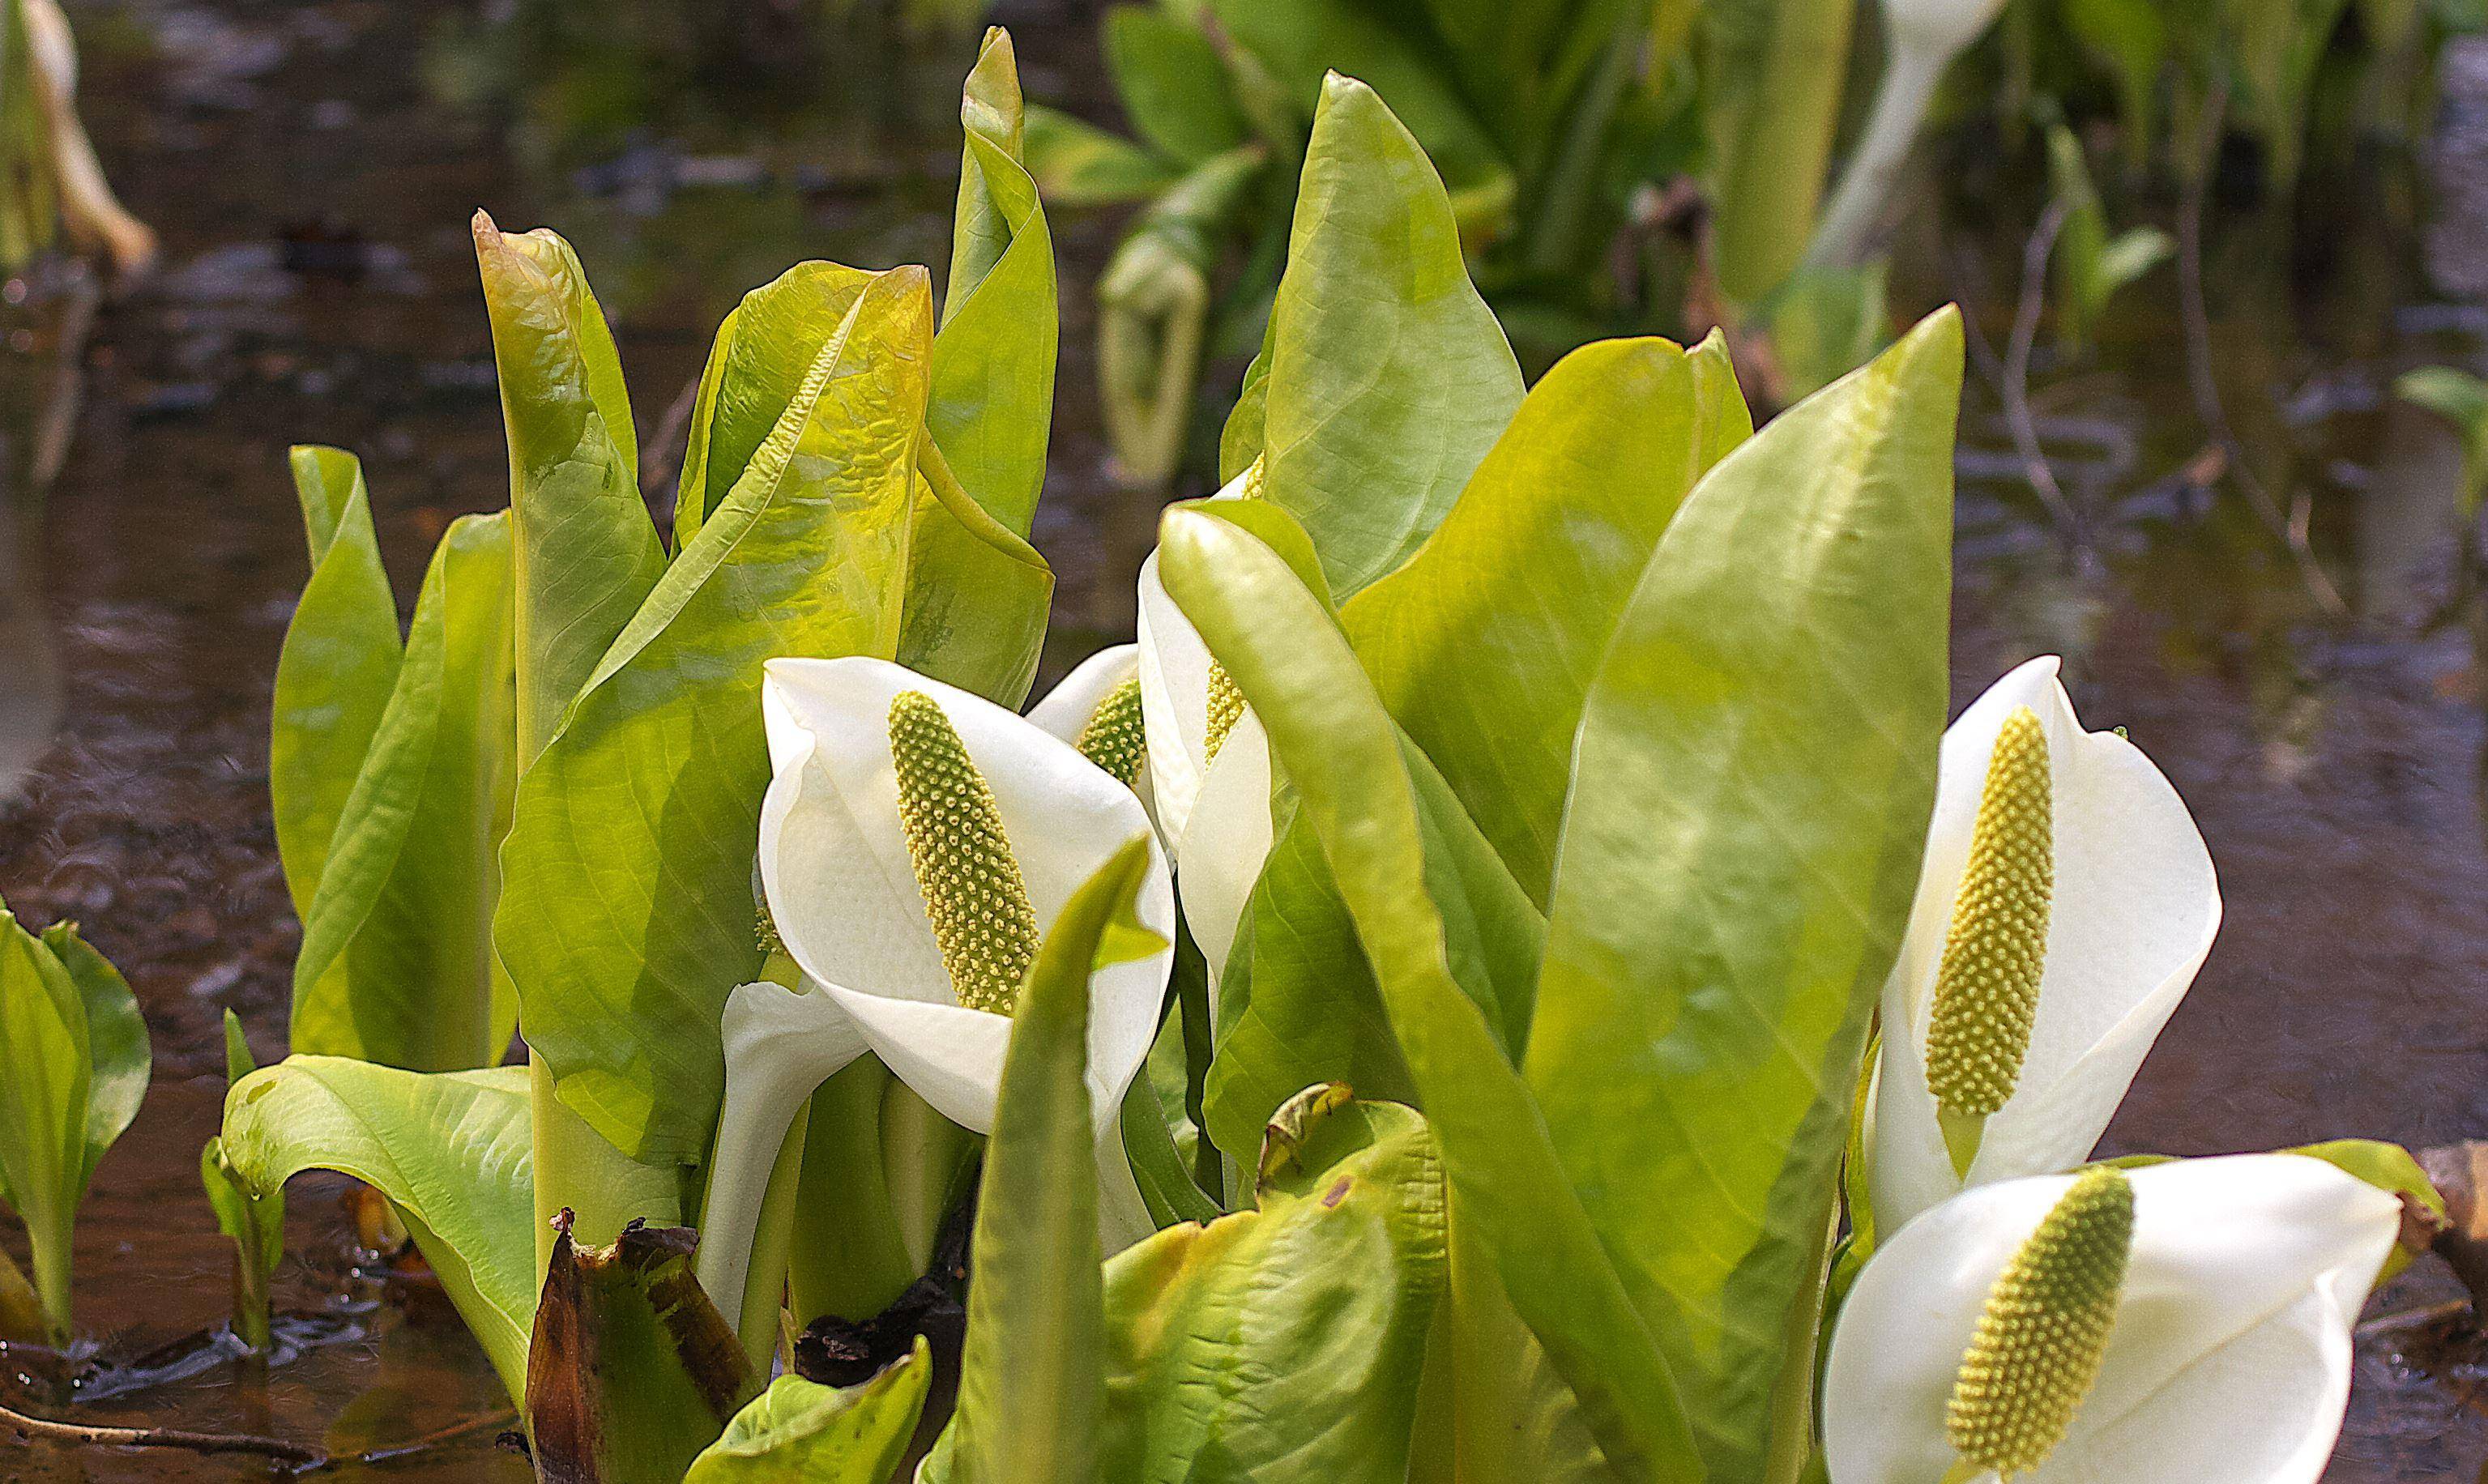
[1808,48,1943,272]
[881,1081,975,1274]
[785,1058,920,1327]
[732,1100,809,1371]
[27,1206,72,1348]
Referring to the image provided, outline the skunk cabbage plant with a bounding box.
[207,41,2451,1484]
[0,898,147,1346]
[1825,1156,2403,1484]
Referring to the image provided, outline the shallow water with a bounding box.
[1,0,2486,1477]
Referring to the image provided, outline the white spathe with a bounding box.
[695,659,1175,1312]
[1872,656,2220,1233]
[1824,1154,2402,1484]
[757,656,1173,1134]
[1026,641,1157,829]
[1134,466,1275,983]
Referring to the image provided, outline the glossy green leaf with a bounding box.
[920,838,1158,1484]
[528,1221,759,1484]
[906,29,1058,707]
[220,1056,537,1401]
[202,1009,280,1350]
[472,215,664,764]
[1103,6,1253,165]
[0,902,143,1343]
[270,445,403,920]
[932,27,1055,535]
[1022,103,1181,207]
[1249,74,1522,599]
[1157,507,1701,1482]
[1344,333,1750,902]
[500,267,930,1165]
[1121,1060,1223,1228]
[1521,309,1961,1483]
[43,922,147,1191]
[677,263,881,545]
[685,1340,932,1483]
[1703,0,1857,303]
[898,432,1053,710]
[1092,1085,1448,1481]
[291,511,517,1072]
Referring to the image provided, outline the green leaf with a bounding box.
[1702,0,1857,303]
[291,511,518,1072]
[920,838,1157,1484]
[472,215,665,763]
[898,429,1054,710]
[528,1221,760,1484]
[203,1010,280,1350]
[1157,507,1702,1482]
[1344,333,1750,902]
[677,263,881,545]
[1250,74,1522,599]
[271,446,404,920]
[932,28,1057,538]
[1022,103,1182,207]
[1120,1062,1223,1228]
[1093,1085,1449,1481]
[501,267,930,1166]
[1103,6,1253,164]
[0,902,94,1341]
[2397,365,2488,515]
[685,1341,932,1483]
[1521,309,1961,1482]
[220,1056,537,1402]
[41,922,148,1192]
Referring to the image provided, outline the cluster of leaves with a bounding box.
[173,26,2454,1484]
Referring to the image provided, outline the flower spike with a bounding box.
[1925,706,2053,1173]
[1947,1166,2132,1478]
[890,689,1041,1017]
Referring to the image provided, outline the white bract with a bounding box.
[1135,464,1275,983]
[1824,1154,2402,1484]
[696,657,1174,1315]
[1872,656,2219,1233]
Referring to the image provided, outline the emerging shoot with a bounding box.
[1948,1167,2133,1478]
[1924,706,2053,1175]
[890,690,1040,1016]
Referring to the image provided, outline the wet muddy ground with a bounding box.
[2,0,2488,1477]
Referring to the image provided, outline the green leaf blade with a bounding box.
[1157,506,1701,1482]
[1522,309,1963,1480]
[500,267,932,1166]
[1344,333,1750,900]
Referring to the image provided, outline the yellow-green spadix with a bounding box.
[1824,1154,2401,1484]
[1872,657,2219,1234]
[694,658,1175,1319]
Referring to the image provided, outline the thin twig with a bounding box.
[348,1406,517,1465]
[2354,1298,2474,1338]
[2174,79,2349,617]
[2002,200,2080,531]
[0,1400,329,1469]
